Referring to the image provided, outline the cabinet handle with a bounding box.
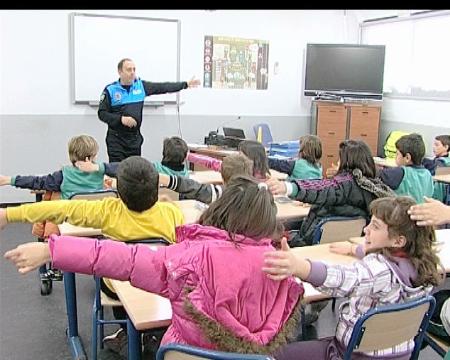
[362,111,369,114]
[361,133,367,137]
[328,131,335,135]
[327,155,334,158]
[329,110,336,113]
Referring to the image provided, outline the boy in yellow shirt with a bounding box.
[0,156,184,349]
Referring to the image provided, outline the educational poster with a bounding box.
[203,35,269,90]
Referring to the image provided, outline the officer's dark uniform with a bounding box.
[98,78,188,162]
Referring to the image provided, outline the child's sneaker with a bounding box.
[40,269,63,281]
[103,328,127,354]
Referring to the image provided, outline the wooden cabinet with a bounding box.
[311,101,382,176]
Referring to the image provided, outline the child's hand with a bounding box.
[159,174,170,187]
[262,237,298,281]
[0,175,11,186]
[325,162,338,178]
[75,158,100,173]
[266,178,287,195]
[0,209,8,230]
[4,242,51,274]
[408,196,450,226]
[329,242,353,255]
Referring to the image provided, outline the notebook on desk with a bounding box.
[223,127,246,139]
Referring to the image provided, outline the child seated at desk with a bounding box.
[188,140,271,180]
[379,133,434,204]
[76,135,190,179]
[268,135,323,180]
[263,196,441,360]
[0,156,184,348]
[5,176,304,356]
[0,134,117,238]
[267,139,395,247]
[422,134,450,176]
[160,153,253,204]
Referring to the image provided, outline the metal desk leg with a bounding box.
[127,317,141,360]
[64,271,86,360]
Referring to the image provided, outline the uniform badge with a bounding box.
[99,92,105,103]
[114,92,122,101]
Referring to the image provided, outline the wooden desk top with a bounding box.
[189,170,223,185]
[433,174,450,184]
[188,145,238,159]
[373,157,397,168]
[275,197,310,221]
[111,278,172,331]
[58,222,102,237]
[291,241,356,266]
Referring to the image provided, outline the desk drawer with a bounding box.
[317,105,346,120]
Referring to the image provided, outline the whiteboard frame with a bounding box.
[69,12,181,107]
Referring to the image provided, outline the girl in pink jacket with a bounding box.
[5,175,304,355]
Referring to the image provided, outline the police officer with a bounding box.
[98,58,200,162]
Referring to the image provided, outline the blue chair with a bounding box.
[424,332,450,358]
[92,237,171,360]
[253,123,273,147]
[156,343,274,360]
[311,216,367,245]
[344,296,435,360]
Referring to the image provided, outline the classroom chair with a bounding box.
[253,123,273,147]
[91,237,171,360]
[311,216,367,245]
[311,216,367,313]
[156,343,274,360]
[424,332,450,358]
[344,295,435,360]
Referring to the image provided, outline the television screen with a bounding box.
[304,44,386,99]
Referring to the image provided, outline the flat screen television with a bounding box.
[304,44,386,100]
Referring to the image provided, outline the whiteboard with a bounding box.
[70,13,180,105]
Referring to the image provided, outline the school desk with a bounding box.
[433,174,450,184]
[373,156,397,168]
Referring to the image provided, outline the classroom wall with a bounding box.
[353,10,450,156]
[5,10,448,204]
[0,9,358,203]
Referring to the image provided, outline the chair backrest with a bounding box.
[343,295,436,360]
[312,216,367,245]
[156,343,274,360]
[69,189,118,200]
[126,238,171,246]
[253,123,273,147]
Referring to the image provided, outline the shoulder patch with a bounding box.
[100,92,106,103]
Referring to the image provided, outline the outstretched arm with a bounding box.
[0,175,12,186]
[408,196,450,226]
[262,237,311,281]
[4,235,171,296]
[10,171,63,192]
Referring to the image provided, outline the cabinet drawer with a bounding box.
[317,105,346,121]
[350,107,380,123]
[317,118,347,139]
